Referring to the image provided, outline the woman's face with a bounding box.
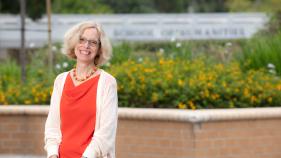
[74,28,100,64]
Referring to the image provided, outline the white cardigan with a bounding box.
[44,70,118,158]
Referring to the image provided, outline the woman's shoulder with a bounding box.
[100,69,117,84]
[54,71,70,83]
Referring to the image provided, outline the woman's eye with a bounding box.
[90,41,97,45]
[80,38,86,42]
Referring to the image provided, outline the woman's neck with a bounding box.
[75,62,96,77]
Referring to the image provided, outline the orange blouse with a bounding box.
[59,73,100,158]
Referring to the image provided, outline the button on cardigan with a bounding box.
[44,70,118,158]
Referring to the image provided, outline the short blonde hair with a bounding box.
[62,21,112,66]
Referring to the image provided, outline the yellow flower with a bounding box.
[42,93,47,101]
[178,102,187,109]
[247,78,253,84]
[49,88,53,95]
[151,93,159,103]
[159,59,165,65]
[188,101,196,110]
[211,94,219,100]
[207,82,213,88]
[277,85,281,91]
[35,97,39,103]
[204,90,210,98]
[24,99,31,105]
[215,64,224,71]
[251,95,257,104]
[243,88,249,97]
[199,73,206,81]
[139,76,145,83]
[178,79,184,87]
[167,73,173,80]
[144,68,155,73]
[189,79,194,86]
[117,85,123,91]
[267,97,272,103]
[222,81,227,88]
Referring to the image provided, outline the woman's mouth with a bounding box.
[80,50,90,55]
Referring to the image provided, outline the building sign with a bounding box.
[113,26,247,40]
[0,13,268,48]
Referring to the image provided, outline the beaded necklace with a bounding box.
[73,66,97,82]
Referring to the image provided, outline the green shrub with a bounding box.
[110,42,133,65]
[1,40,281,108]
[109,56,281,109]
[236,32,281,76]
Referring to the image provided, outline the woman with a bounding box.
[44,21,118,158]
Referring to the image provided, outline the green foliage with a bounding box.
[1,0,281,108]
[52,0,113,14]
[109,57,281,109]
[258,11,281,36]
[100,0,228,13]
[0,36,281,108]
[226,0,281,13]
[100,0,157,13]
[0,0,20,14]
[0,57,52,105]
[188,0,227,12]
[0,0,45,20]
[110,43,133,65]
[2,0,281,20]
[236,32,281,76]
[0,0,231,19]
[117,40,242,64]
[0,59,20,90]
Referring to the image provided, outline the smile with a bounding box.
[80,50,90,55]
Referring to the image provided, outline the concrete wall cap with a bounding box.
[118,107,281,122]
[0,105,49,115]
[0,106,281,123]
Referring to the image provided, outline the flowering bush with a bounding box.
[109,55,281,109]
[0,59,52,105]
[0,41,281,108]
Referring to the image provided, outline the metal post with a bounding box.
[46,0,53,74]
[20,0,26,83]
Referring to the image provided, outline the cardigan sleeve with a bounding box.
[44,74,63,158]
[82,77,118,158]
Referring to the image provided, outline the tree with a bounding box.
[52,0,112,14]
[154,0,190,13]
[0,0,112,20]
[192,0,227,12]
[226,0,281,13]
[100,0,156,13]
[0,0,45,20]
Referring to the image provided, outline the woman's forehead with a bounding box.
[81,28,99,38]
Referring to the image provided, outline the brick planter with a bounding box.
[0,106,281,158]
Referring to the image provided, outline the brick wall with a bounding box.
[193,119,281,158]
[0,115,45,155]
[0,106,281,158]
[116,120,194,158]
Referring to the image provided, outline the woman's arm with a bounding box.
[82,77,118,158]
[44,75,62,158]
